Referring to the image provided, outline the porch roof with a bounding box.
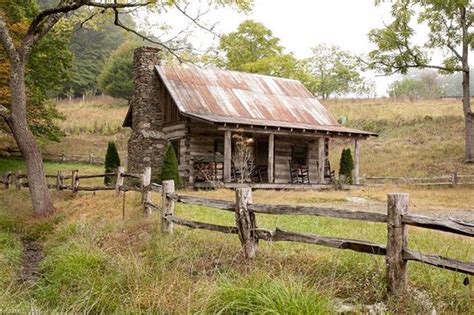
[156,65,376,137]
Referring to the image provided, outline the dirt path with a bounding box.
[18,239,44,283]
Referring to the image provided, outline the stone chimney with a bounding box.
[127,46,165,175]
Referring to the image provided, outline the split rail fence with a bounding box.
[361,173,474,186]
[0,167,152,194]
[1,167,473,297]
[0,148,104,165]
[150,178,473,297]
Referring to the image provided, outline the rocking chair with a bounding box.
[289,161,310,184]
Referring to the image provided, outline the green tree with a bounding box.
[368,0,473,162]
[0,0,72,141]
[160,144,182,188]
[305,44,366,99]
[62,12,131,97]
[219,20,283,69]
[104,141,121,186]
[0,0,251,215]
[217,20,312,84]
[438,68,474,97]
[388,70,444,100]
[339,148,354,184]
[98,40,138,100]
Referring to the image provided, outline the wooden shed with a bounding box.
[124,47,376,188]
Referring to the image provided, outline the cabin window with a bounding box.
[163,91,183,124]
[170,139,181,165]
[291,144,308,166]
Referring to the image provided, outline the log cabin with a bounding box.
[123,47,376,188]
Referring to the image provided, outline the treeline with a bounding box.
[37,0,136,99]
[388,69,474,100]
[79,19,378,101]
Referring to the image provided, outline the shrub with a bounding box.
[339,148,354,184]
[104,142,120,185]
[160,144,182,188]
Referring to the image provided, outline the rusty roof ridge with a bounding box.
[157,64,303,84]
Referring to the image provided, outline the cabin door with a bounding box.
[255,140,268,167]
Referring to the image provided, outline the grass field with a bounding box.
[0,96,473,313]
[0,182,472,313]
[325,98,473,177]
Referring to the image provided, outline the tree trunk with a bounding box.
[10,59,55,216]
[462,70,473,163]
[461,6,473,163]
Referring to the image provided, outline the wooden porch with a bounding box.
[192,182,357,190]
[188,125,363,188]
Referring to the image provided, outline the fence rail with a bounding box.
[362,173,474,186]
[1,168,144,193]
[0,148,105,165]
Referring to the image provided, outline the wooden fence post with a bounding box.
[4,172,11,189]
[72,170,79,194]
[142,167,152,217]
[235,187,257,259]
[386,193,409,296]
[15,171,22,190]
[452,172,458,185]
[56,171,62,191]
[115,166,124,196]
[162,180,175,234]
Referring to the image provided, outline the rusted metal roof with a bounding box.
[155,65,376,136]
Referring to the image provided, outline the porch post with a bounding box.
[268,133,274,183]
[318,137,325,183]
[353,139,360,185]
[224,130,232,182]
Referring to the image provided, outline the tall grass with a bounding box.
[0,188,462,313]
[204,276,332,314]
[0,158,472,313]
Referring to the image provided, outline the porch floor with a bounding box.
[192,182,356,190]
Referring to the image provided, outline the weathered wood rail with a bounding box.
[0,148,105,165]
[1,168,144,194]
[145,179,473,298]
[362,173,474,186]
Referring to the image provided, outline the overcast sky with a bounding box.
[145,0,452,96]
[214,0,395,95]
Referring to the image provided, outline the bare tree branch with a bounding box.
[80,9,106,28]
[447,43,463,60]
[25,1,153,52]
[22,14,65,58]
[173,2,219,38]
[111,6,188,63]
[0,17,19,62]
[0,104,12,129]
[28,0,151,35]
